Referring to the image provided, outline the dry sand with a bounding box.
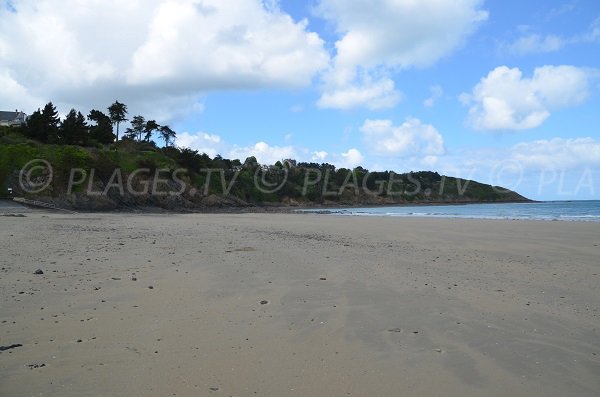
[1,212,599,396]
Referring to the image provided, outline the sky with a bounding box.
[0,0,599,200]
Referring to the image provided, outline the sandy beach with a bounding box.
[1,211,599,396]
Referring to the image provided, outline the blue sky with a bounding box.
[0,0,599,199]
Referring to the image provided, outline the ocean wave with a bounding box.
[324,211,600,222]
[299,201,600,222]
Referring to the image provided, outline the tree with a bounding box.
[23,109,45,142]
[158,125,176,147]
[243,156,259,171]
[88,110,115,144]
[60,109,88,145]
[143,119,159,142]
[23,102,60,143]
[41,102,60,143]
[231,159,242,170]
[124,115,145,141]
[108,100,128,141]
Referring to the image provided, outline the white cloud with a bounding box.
[228,142,297,165]
[317,75,401,110]
[127,0,328,89]
[316,0,487,109]
[317,0,487,69]
[421,155,439,168]
[510,137,600,170]
[424,85,443,107]
[337,148,364,169]
[415,136,600,200]
[584,17,600,42]
[499,17,600,56]
[439,137,600,174]
[545,2,577,20]
[175,131,353,168]
[434,135,600,179]
[501,34,565,55]
[360,118,444,157]
[462,65,591,130]
[0,69,39,112]
[0,0,329,119]
[175,131,223,157]
[312,151,328,162]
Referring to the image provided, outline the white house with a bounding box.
[0,110,27,127]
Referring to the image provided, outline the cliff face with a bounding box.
[1,141,530,211]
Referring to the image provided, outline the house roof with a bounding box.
[0,111,26,121]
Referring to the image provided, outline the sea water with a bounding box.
[299,201,600,221]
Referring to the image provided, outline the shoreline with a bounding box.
[9,199,597,224]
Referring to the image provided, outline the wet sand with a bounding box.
[1,212,599,396]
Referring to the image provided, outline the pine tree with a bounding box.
[108,101,128,141]
[60,109,88,145]
[41,102,60,143]
[125,115,145,141]
[23,109,45,142]
[143,120,159,142]
[159,125,177,147]
[88,110,115,144]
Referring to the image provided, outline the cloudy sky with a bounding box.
[1,0,599,200]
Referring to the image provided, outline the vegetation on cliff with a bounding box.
[0,101,529,210]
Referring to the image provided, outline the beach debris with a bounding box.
[27,363,46,369]
[111,277,121,280]
[388,328,402,333]
[148,286,154,289]
[131,276,137,281]
[319,277,327,281]
[434,348,443,353]
[209,387,220,392]
[33,269,44,275]
[260,300,268,305]
[412,331,419,334]
[234,247,256,252]
[0,343,23,351]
